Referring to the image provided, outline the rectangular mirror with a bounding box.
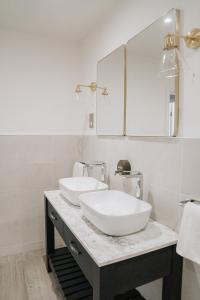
[96,45,125,135]
[126,9,179,137]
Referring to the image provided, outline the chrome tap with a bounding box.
[80,161,106,183]
[115,160,143,200]
[126,171,143,200]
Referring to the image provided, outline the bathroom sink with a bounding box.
[79,190,152,236]
[59,177,108,206]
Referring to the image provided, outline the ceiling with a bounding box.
[0,0,119,41]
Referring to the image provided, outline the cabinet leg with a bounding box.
[162,246,183,300]
[93,289,114,300]
[93,273,115,300]
[45,196,55,272]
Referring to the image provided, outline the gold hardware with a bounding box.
[164,33,178,50]
[164,28,200,50]
[90,82,97,92]
[75,82,108,96]
[183,28,200,48]
[162,27,200,81]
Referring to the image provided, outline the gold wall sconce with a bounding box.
[75,82,108,96]
[161,28,200,78]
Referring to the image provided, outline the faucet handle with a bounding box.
[115,160,131,175]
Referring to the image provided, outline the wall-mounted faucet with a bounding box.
[80,161,106,183]
[115,160,143,200]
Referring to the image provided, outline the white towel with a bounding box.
[177,202,200,264]
[73,162,88,177]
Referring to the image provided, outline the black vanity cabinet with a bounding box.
[45,194,183,300]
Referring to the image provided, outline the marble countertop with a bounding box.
[45,190,178,267]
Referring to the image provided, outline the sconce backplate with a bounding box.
[184,28,200,49]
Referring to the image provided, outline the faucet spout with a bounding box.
[115,160,143,200]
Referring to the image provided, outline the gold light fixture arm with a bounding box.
[164,28,200,50]
[75,82,108,95]
[76,82,97,92]
[96,86,109,96]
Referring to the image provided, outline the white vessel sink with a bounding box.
[59,177,108,206]
[79,190,152,236]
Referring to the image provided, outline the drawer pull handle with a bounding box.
[50,212,57,221]
[69,241,80,256]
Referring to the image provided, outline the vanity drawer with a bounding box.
[62,223,97,286]
[48,202,64,239]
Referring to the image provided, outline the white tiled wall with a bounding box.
[0,135,80,256]
[1,134,200,299]
[81,135,200,300]
[82,136,200,229]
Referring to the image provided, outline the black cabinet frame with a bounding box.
[45,196,183,300]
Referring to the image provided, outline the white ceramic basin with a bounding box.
[59,177,108,206]
[79,190,152,236]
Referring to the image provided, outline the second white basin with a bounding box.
[79,190,152,236]
[59,177,108,206]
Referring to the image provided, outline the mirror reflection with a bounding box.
[126,9,179,137]
[96,45,125,135]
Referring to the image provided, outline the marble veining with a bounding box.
[45,190,178,267]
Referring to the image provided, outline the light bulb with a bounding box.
[160,47,190,78]
[101,88,108,96]
[75,84,82,93]
[164,17,172,24]
[160,48,179,78]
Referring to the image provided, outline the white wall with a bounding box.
[0,29,86,134]
[0,135,81,256]
[0,29,88,255]
[82,0,200,137]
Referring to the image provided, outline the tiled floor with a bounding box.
[0,249,62,300]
